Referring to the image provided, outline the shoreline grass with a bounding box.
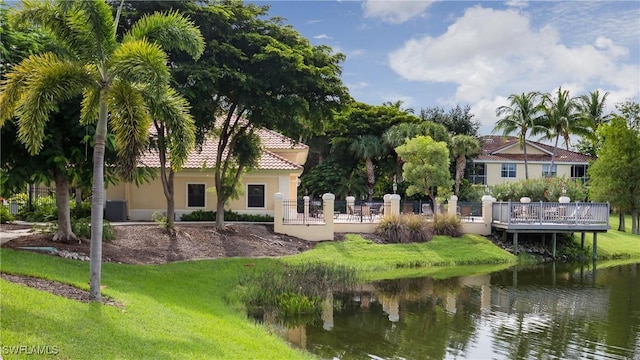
[577,215,640,259]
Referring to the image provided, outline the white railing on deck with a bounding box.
[492,201,609,226]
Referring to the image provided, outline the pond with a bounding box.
[255,262,640,360]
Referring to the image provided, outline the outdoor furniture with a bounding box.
[421,204,433,217]
[460,205,472,221]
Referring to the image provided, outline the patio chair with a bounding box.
[347,205,361,221]
[421,204,433,217]
[460,205,472,221]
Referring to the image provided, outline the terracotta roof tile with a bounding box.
[476,135,594,163]
[139,133,303,171]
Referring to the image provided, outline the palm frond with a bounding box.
[3,53,90,153]
[123,10,205,60]
[146,85,196,170]
[59,0,117,62]
[110,39,169,90]
[108,80,152,180]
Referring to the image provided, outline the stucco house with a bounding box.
[467,135,593,187]
[105,127,308,221]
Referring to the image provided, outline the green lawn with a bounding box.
[579,215,640,259]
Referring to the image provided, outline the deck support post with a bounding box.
[581,232,585,249]
[592,232,598,260]
[513,232,518,254]
[552,233,557,258]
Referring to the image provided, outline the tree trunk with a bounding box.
[549,135,560,177]
[365,158,375,202]
[454,155,466,196]
[618,212,626,232]
[52,174,78,243]
[522,136,529,179]
[165,170,175,231]
[89,93,108,302]
[632,209,638,235]
[75,187,82,207]
[215,199,225,228]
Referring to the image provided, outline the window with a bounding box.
[468,163,486,185]
[501,163,516,178]
[542,164,557,177]
[187,184,205,208]
[247,184,265,208]
[571,164,588,184]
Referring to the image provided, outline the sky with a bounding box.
[254,0,640,135]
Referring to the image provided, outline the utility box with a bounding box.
[105,200,127,221]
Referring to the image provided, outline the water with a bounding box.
[258,262,640,360]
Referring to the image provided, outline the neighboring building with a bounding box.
[106,127,308,221]
[468,135,593,187]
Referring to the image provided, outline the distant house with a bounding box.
[467,135,593,187]
[106,127,308,221]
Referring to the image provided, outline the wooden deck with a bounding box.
[491,201,610,233]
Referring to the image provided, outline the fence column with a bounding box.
[390,194,401,216]
[303,196,310,221]
[383,194,392,217]
[448,195,458,217]
[482,195,495,228]
[323,193,335,233]
[274,193,284,234]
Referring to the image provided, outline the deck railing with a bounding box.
[492,201,609,226]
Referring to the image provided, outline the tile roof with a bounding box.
[139,133,304,171]
[476,135,594,163]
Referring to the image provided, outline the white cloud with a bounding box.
[505,0,528,9]
[388,5,639,126]
[362,0,436,24]
[314,34,332,40]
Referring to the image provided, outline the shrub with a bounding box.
[181,209,274,222]
[0,205,15,223]
[376,214,433,243]
[431,213,462,237]
[490,176,588,202]
[71,217,117,241]
[274,292,320,317]
[70,201,92,219]
[151,211,168,229]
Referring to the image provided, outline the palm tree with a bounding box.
[450,135,481,196]
[579,89,610,140]
[539,87,586,176]
[493,92,543,179]
[0,0,203,301]
[349,135,385,201]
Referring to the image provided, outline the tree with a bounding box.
[450,135,481,197]
[395,136,453,218]
[420,105,480,136]
[588,116,640,234]
[539,87,586,176]
[575,89,610,156]
[616,100,640,131]
[0,0,204,301]
[493,92,543,179]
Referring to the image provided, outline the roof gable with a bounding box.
[477,135,594,163]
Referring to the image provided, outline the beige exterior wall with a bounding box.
[498,143,548,155]
[484,162,579,186]
[106,168,301,221]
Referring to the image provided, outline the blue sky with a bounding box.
[255,1,640,135]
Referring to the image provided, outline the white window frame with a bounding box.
[186,183,206,208]
[501,163,517,178]
[246,183,266,209]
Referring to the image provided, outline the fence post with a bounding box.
[303,196,310,224]
[383,194,391,218]
[390,194,401,216]
[448,195,458,217]
[274,193,284,234]
[323,193,335,233]
[481,195,494,228]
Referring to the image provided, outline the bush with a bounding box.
[376,214,433,243]
[0,205,15,223]
[431,213,462,237]
[491,177,588,202]
[181,209,273,222]
[71,217,117,241]
[70,201,92,219]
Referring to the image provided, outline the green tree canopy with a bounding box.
[395,136,453,215]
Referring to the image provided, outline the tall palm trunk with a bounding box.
[52,173,77,243]
[159,168,176,231]
[549,134,560,177]
[365,157,375,201]
[90,89,109,302]
[522,134,529,180]
[454,155,466,196]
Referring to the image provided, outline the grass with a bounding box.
[284,233,517,271]
[578,214,640,259]
[0,250,313,360]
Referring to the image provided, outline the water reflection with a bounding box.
[256,262,640,360]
